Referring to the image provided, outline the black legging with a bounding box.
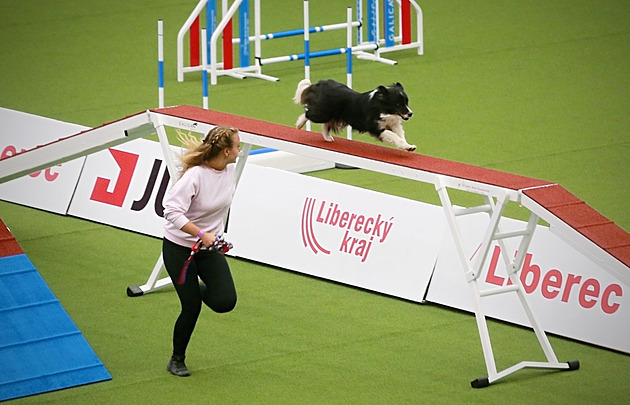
[162,238,237,356]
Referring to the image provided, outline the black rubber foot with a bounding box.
[471,377,489,389]
[126,285,144,297]
[567,360,580,371]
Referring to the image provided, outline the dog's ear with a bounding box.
[375,85,389,99]
[394,82,404,90]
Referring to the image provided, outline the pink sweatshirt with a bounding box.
[163,164,236,247]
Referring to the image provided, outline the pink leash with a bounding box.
[178,235,233,285]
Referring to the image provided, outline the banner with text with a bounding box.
[68,139,176,237]
[227,164,446,302]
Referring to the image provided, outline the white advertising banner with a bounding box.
[226,164,446,302]
[426,213,630,353]
[68,139,176,237]
[0,108,87,214]
[65,138,445,301]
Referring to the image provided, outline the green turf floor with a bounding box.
[1,1,629,403]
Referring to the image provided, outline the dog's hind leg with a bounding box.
[322,123,335,142]
[295,113,308,129]
[379,130,416,151]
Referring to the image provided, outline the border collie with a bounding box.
[293,79,416,151]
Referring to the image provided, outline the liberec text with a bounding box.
[485,246,623,314]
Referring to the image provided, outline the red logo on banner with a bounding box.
[89,148,139,207]
[301,197,331,255]
[301,197,395,263]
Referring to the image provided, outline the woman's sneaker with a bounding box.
[167,355,191,377]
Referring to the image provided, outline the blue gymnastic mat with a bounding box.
[0,254,111,402]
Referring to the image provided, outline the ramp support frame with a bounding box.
[435,176,579,387]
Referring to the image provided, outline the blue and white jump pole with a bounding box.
[201,28,209,109]
[303,0,311,130]
[303,0,311,82]
[157,19,165,108]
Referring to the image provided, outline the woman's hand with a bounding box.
[199,231,217,248]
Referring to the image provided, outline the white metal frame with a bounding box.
[435,180,579,387]
[138,108,580,387]
[0,106,592,388]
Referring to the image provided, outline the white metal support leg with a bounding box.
[234,143,252,184]
[127,119,181,296]
[434,177,579,387]
[126,254,173,297]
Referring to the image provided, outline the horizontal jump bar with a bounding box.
[232,21,362,44]
[258,43,378,66]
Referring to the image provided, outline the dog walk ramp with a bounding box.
[146,106,629,388]
[147,105,629,275]
[0,111,156,185]
[1,105,628,388]
[0,219,111,402]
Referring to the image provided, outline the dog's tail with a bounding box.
[293,79,311,105]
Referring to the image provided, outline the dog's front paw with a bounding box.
[405,144,417,152]
[323,134,335,142]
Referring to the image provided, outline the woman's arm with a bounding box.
[179,221,217,248]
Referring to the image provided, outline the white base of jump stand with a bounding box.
[210,65,279,84]
[242,73,279,82]
[355,50,398,65]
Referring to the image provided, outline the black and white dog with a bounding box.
[293,79,416,151]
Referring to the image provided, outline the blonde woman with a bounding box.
[162,126,240,377]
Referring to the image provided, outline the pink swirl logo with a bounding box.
[301,197,331,255]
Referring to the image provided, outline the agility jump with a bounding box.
[176,0,423,84]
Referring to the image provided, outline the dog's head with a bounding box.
[373,83,413,120]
